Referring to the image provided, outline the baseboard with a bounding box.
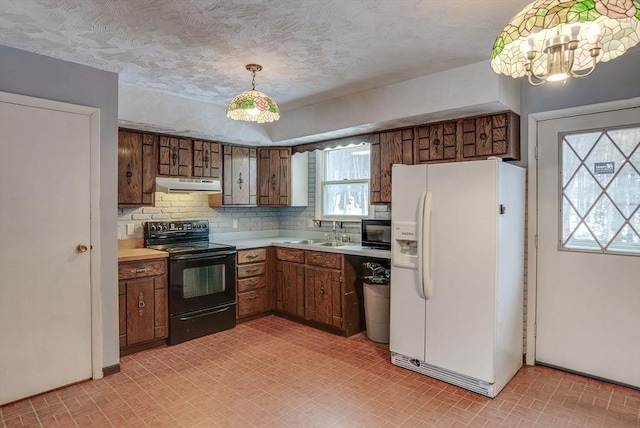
[102,363,121,377]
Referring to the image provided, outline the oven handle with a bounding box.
[170,251,236,261]
[179,306,231,321]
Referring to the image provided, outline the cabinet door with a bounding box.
[258,148,290,206]
[118,130,155,206]
[414,121,457,164]
[158,136,192,177]
[193,140,221,178]
[125,277,156,345]
[223,145,257,205]
[460,112,520,160]
[118,281,127,347]
[305,266,342,328]
[237,289,270,317]
[153,274,167,339]
[371,129,414,204]
[277,261,305,317]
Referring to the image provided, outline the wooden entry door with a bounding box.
[0,93,93,404]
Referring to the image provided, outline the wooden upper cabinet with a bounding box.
[222,145,257,205]
[118,129,155,206]
[460,111,520,161]
[193,140,221,179]
[414,120,457,164]
[158,136,192,177]
[371,128,414,204]
[258,148,291,206]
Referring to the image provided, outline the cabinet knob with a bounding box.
[171,146,178,166]
[138,292,146,316]
[76,244,88,253]
[125,163,133,184]
[479,132,488,147]
[320,286,325,296]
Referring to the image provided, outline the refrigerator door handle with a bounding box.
[417,191,433,300]
[423,191,433,299]
[417,191,426,299]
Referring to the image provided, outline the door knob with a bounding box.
[76,244,88,253]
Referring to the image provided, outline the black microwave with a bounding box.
[361,219,391,250]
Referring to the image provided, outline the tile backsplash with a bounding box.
[118,151,390,240]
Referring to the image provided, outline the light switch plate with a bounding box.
[232,219,238,229]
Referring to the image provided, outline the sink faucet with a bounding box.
[332,221,338,241]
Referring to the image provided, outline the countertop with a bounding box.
[118,248,169,262]
[117,235,391,261]
[214,236,391,259]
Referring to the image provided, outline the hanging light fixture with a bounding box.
[226,64,280,123]
[491,0,640,86]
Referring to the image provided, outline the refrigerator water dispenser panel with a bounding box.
[392,221,418,268]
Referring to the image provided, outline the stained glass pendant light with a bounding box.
[226,64,280,123]
[491,0,640,86]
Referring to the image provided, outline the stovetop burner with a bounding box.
[146,241,234,255]
[143,220,234,254]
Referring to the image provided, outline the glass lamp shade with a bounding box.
[491,0,640,78]
[226,89,280,123]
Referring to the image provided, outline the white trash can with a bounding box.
[363,279,390,343]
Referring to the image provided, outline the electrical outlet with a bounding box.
[232,219,238,229]
[307,219,314,228]
[126,223,135,235]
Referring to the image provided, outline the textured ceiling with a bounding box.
[0,0,529,112]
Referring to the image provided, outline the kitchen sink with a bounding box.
[315,241,350,247]
[285,239,327,245]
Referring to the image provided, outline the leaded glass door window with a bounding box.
[560,125,640,255]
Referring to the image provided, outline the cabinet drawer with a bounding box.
[237,262,266,279]
[237,248,267,264]
[237,275,266,292]
[305,251,342,269]
[276,248,305,263]
[118,260,166,280]
[238,289,270,317]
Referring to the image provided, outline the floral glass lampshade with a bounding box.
[226,64,280,123]
[491,0,640,85]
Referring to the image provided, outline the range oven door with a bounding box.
[169,250,236,316]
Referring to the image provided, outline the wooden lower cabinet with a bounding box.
[275,248,361,336]
[118,259,168,354]
[305,266,342,328]
[236,248,274,319]
[275,248,305,317]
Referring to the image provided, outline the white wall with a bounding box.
[270,61,522,145]
[0,45,120,369]
[519,51,640,167]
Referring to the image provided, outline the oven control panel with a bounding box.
[144,220,209,239]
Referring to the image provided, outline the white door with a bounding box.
[425,160,498,382]
[536,106,640,387]
[0,96,93,404]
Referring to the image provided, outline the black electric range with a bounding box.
[143,220,237,345]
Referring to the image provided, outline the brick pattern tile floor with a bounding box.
[2,315,639,427]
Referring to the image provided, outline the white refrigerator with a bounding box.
[390,158,525,398]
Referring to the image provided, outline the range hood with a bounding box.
[155,177,221,194]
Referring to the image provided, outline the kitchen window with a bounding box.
[316,144,371,220]
[559,125,640,255]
